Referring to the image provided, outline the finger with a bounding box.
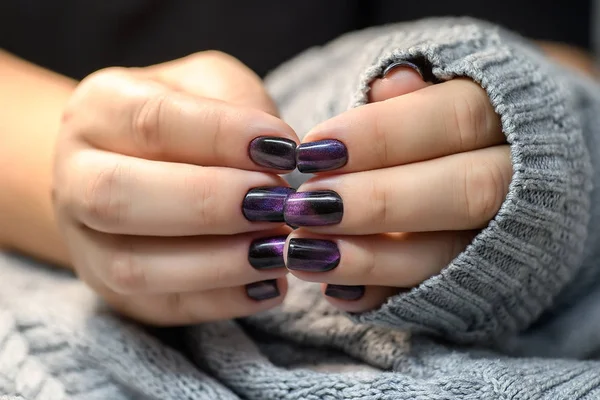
[92,277,288,326]
[64,69,298,171]
[321,284,398,313]
[58,148,293,236]
[285,230,474,287]
[61,222,288,324]
[284,145,511,234]
[368,61,429,103]
[73,226,290,295]
[146,51,280,116]
[296,79,503,174]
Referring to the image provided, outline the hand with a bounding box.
[284,62,511,313]
[52,51,299,325]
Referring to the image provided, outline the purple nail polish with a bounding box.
[249,136,297,170]
[246,280,280,301]
[284,190,343,226]
[296,139,348,173]
[242,187,296,222]
[248,235,287,270]
[287,239,340,272]
[325,285,365,301]
[382,60,423,79]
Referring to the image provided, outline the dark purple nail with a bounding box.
[284,190,343,226]
[248,235,287,270]
[287,239,340,272]
[325,285,365,301]
[382,60,423,78]
[246,280,280,301]
[242,187,296,222]
[296,139,348,173]
[249,136,297,170]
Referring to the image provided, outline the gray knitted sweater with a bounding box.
[3,17,600,399]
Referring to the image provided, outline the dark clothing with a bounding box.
[0,1,592,79]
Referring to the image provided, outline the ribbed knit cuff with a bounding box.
[334,19,594,343]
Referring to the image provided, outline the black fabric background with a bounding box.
[0,1,592,79]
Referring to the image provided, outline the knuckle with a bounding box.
[80,67,130,91]
[61,67,131,132]
[462,157,506,226]
[186,169,219,230]
[369,181,391,228]
[80,159,131,228]
[444,232,471,266]
[105,242,146,293]
[165,292,212,324]
[202,105,226,160]
[358,240,378,281]
[132,92,172,158]
[77,67,132,104]
[188,50,248,76]
[165,292,191,322]
[371,110,391,167]
[190,50,231,65]
[188,51,276,114]
[448,82,490,152]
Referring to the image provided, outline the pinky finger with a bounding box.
[321,284,398,313]
[96,277,288,326]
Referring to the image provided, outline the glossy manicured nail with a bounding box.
[382,60,423,78]
[242,187,296,222]
[296,139,348,173]
[287,239,340,272]
[325,285,365,301]
[248,235,287,270]
[284,190,343,226]
[249,136,297,170]
[246,280,280,301]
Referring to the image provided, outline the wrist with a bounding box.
[0,50,75,268]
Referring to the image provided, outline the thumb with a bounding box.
[368,61,430,103]
[145,51,279,116]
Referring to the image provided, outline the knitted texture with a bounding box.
[273,18,595,344]
[2,17,600,399]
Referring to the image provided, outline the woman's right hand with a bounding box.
[52,51,298,325]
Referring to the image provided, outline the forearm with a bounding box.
[0,50,74,267]
[537,41,598,78]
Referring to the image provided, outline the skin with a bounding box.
[0,40,596,323]
[287,68,505,312]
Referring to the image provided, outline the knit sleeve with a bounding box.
[266,17,600,344]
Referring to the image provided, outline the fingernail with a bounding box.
[248,235,287,270]
[382,60,423,79]
[283,190,343,226]
[296,139,348,173]
[287,238,340,272]
[242,187,296,222]
[249,136,297,170]
[246,279,280,301]
[325,285,365,301]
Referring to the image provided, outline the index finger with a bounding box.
[63,69,299,172]
[297,79,503,174]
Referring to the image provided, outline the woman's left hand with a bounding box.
[284,63,512,312]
